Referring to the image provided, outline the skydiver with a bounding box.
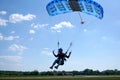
[50,48,71,69]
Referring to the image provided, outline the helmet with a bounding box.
[59,48,63,52]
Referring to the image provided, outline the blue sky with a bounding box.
[0,0,120,71]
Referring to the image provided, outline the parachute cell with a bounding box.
[46,0,104,19]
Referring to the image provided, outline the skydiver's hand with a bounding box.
[69,51,71,54]
[52,50,55,53]
[69,52,71,55]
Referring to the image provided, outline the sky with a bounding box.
[0,0,120,71]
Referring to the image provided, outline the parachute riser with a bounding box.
[65,42,72,54]
[78,12,85,24]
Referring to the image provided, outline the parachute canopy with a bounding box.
[46,0,104,19]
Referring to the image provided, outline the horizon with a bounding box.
[0,68,119,72]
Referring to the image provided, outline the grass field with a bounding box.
[0,76,120,80]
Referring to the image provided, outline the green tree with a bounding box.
[30,70,39,75]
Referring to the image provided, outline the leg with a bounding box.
[55,64,59,69]
[50,59,58,69]
[55,59,63,69]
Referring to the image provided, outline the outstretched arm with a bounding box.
[66,52,71,58]
[53,50,57,57]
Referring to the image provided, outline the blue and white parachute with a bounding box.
[46,0,104,19]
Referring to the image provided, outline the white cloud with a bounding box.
[0,33,3,40]
[31,23,49,29]
[0,13,36,26]
[0,18,8,26]
[41,48,52,56]
[0,11,7,15]
[0,34,20,41]
[83,28,88,32]
[11,31,15,34]
[29,29,35,34]
[0,55,23,62]
[4,36,19,41]
[9,44,27,52]
[51,21,74,32]
[9,13,36,23]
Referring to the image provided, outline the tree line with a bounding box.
[0,69,120,76]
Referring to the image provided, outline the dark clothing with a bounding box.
[56,53,66,59]
[55,53,70,65]
[55,58,64,65]
[50,50,71,69]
